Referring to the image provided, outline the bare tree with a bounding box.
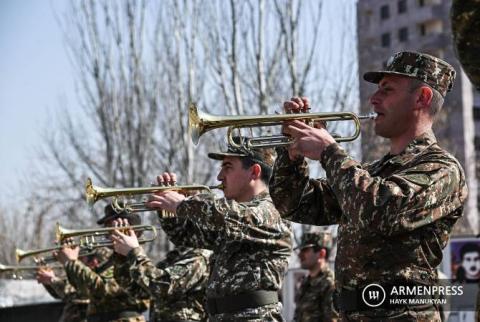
[17,0,358,259]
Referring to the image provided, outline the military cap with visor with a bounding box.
[363,51,456,97]
[295,232,333,251]
[97,204,142,226]
[208,136,276,168]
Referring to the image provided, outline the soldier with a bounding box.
[36,251,108,322]
[269,51,467,321]
[293,232,337,322]
[56,205,149,322]
[144,140,293,321]
[451,0,480,90]
[112,224,212,322]
[37,267,89,322]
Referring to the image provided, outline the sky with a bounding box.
[0,0,357,208]
[0,0,77,205]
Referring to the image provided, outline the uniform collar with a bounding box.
[381,129,437,166]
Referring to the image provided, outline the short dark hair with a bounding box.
[239,155,273,184]
[460,243,480,260]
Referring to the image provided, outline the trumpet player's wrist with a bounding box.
[126,246,144,263]
[276,146,304,165]
[320,143,343,169]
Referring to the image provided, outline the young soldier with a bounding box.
[56,206,149,322]
[143,140,293,321]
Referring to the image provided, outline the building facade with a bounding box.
[357,0,478,234]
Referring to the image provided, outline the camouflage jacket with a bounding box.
[64,253,149,320]
[159,191,293,299]
[124,246,211,322]
[452,0,480,90]
[44,277,88,322]
[294,266,337,322]
[270,130,467,289]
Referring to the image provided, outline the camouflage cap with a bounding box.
[96,204,142,226]
[363,51,456,97]
[208,136,276,168]
[295,232,333,251]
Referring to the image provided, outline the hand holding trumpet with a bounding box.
[110,218,140,256]
[146,173,186,214]
[55,238,80,264]
[282,97,336,161]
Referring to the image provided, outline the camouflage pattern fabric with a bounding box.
[269,130,467,319]
[64,253,149,322]
[451,0,480,90]
[341,309,441,321]
[293,266,338,322]
[44,277,89,322]
[158,191,293,321]
[124,246,212,322]
[363,51,456,97]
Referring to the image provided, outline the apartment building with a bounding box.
[357,0,478,234]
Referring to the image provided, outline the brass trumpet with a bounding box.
[56,223,158,246]
[0,263,62,272]
[16,247,95,263]
[0,263,63,280]
[85,178,222,212]
[188,103,377,148]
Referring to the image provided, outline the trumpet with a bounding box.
[0,263,63,280]
[16,247,95,263]
[188,103,377,148]
[85,178,222,212]
[56,223,158,246]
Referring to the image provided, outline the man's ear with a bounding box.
[416,86,433,110]
[251,163,262,180]
[319,248,327,258]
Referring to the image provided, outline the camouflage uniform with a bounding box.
[64,250,149,322]
[451,0,480,90]
[270,52,467,321]
[124,246,212,321]
[43,277,89,322]
[293,233,337,322]
[159,185,292,321]
[294,267,336,322]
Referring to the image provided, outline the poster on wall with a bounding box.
[446,237,480,283]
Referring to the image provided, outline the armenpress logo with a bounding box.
[362,283,386,307]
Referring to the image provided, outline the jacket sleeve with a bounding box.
[126,247,209,299]
[64,259,123,298]
[269,148,343,225]
[320,143,467,236]
[159,193,291,253]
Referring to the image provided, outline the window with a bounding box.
[380,5,390,20]
[473,107,480,120]
[419,24,426,36]
[381,33,391,47]
[399,27,409,42]
[398,0,407,13]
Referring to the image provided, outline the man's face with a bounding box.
[217,156,253,201]
[461,251,480,279]
[370,75,417,139]
[298,247,320,271]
